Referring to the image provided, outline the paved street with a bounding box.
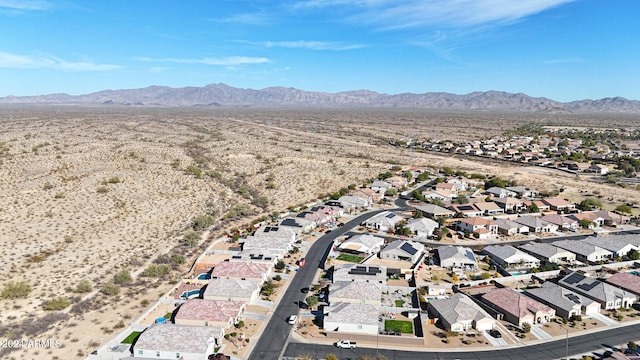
[247,209,387,360]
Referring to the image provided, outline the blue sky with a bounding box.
[0,0,638,101]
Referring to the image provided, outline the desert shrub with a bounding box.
[113,270,132,285]
[108,177,121,184]
[326,355,339,360]
[142,264,172,277]
[73,279,93,293]
[183,230,201,246]
[101,282,121,296]
[43,296,71,311]
[96,186,109,193]
[184,165,203,178]
[43,182,54,190]
[192,215,214,231]
[171,255,186,264]
[1,281,32,299]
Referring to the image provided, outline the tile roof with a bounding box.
[559,272,635,304]
[606,272,640,295]
[429,293,494,325]
[175,299,244,323]
[333,264,387,283]
[483,245,539,264]
[437,246,477,266]
[338,234,384,253]
[330,281,382,302]
[135,323,223,354]
[203,278,260,299]
[324,302,379,326]
[482,288,553,319]
[540,214,577,226]
[525,282,594,313]
[211,261,271,280]
[519,242,574,260]
[553,240,613,258]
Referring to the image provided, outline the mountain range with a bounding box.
[1,83,639,113]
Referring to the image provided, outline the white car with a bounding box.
[287,315,298,325]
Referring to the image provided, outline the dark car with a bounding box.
[488,329,502,338]
[301,287,310,293]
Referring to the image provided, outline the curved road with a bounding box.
[248,209,389,360]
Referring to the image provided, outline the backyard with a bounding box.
[385,319,414,334]
[335,253,364,263]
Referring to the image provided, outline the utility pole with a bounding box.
[565,325,569,359]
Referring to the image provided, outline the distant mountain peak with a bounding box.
[0,84,638,113]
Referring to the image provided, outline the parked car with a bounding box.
[487,329,502,338]
[335,340,356,349]
[287,315,298,325]
[301,287,310,293]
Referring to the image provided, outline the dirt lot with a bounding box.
[1,107,639,359]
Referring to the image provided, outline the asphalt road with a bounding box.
[247,209,388,360]
[284,322,640,360]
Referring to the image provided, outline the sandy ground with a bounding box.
[0,107,639,359]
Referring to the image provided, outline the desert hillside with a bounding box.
[0,106,638,359]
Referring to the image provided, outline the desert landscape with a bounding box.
[1,106,639,359]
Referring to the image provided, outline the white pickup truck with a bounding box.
[335,340,356,349]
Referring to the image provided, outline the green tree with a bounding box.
[627,249,640,260]
[579,219,593,229]
[261,281,275,297]
[453,195,469,204]
[306,295,319,309]
[577,198,602,211]
[0,281,31,299]
[183,230,202,246]
[275,260,286,270]
[113,270,132,285]
[522,322,531,333]
[629,341,638,351]
[414,210,424,219]
[378,171,393,180]
[142,264,172,277]
[171,254,186,264]
[417,172,430,182]
[528,202,540,213]
[484,177,506,190]
[192,214,214,231]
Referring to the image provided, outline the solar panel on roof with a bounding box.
[385,213,396,219]
[577,281,600,292]
[565,294,581,304]
[232,255,242,259]
[458,205,474,211]
[563,273,585,284]
[400,242,418,255]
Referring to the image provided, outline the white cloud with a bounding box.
[0,0,51,11]
[293,0,575,29]
[544,57,586,64]
[213,12,269,25]
[0,51,120,71]
[134,56,270,66]
[239,40,365,51]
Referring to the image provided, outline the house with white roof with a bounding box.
[329,281,382,305]
[323,302,380,335]
[332,264,387,284]
[279,217,316,234]
[493,218,529,235]
[514,216,557,233]
[210,261,272,282]
[455,217,498,238]
[380,240,424,264]
[553,240,613,263]
[337,195,370,210]
[582,236,639,258]
[558,272,636,310]
[492,197,526,212]
[203,279,261,303]
[540,214,579,231]
[364,211,403,233]
[370,180,393,194]
[405,217,439,240]
[241,235,293,257]
[519,242,576,264]
[483,245,540,268]
[506,186,537,198]
[253,225,296,242]
[428,293,495,332]
[410,203,455,219]
[133,323,224,360]
[485,187,517,198]
[436,246,478,270]
[338,234,385,255]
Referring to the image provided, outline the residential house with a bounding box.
[370,180,393,194]
[506,186,537,198]
[558,272,636,310]
[428,293,496,332]
[474,201,504,216]
[582,236,639,258]
[492,197,526,212]
[174,299,245,329]
[540,214,579,231]
[329,281,382,305]
[523,199,550,212]
[323,302,380,335]
[350,188,381,203]
[409,203,455,219]
[525,282,600,320]
[483,245,540,268]
[210,261,272,282]
[597,210,631,226]
[455,217,498,237]
[606,272,640,297]
[519,242,576,264]
[493,218,528,236]
[279,217,316,234]
[133,323,224,360]
[405,217,439,240]
[542,197,576,212]
[253,225,296,242]
[553,240,614,263]
[569,212,606,228]
[436,246,478,270]
[332,264,387,284]
[386,176,408,189]
[203,279,261,303]
[587,164,609,174]
[446,178,469,192]
[422,189,456,202]
[241,236,293,258]
[514,216,557,234]
[338,234,385,255]
[337,195,370,210]
[448,203,483,217]
[228,249,280,265]
[364,211,403,233]
[380,240,424,264]
[481,288,555,327]
[485,187,517,198]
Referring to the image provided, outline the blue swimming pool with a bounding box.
[197,273,211,280]
[630,271,640,276]
[180,289,201,299]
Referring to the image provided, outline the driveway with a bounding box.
[483,332,508,346]
[589,312,619,326]
[530,325,552,340]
